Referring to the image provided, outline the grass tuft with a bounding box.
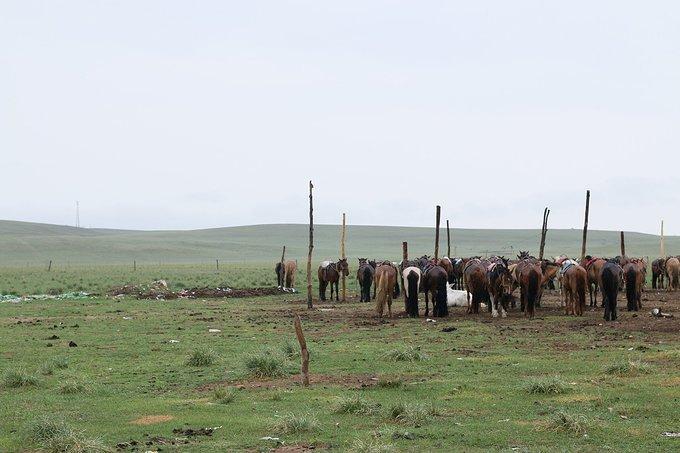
[387,402,438,427]
[3,369,39,388]
[213,387,236,404]
[377,377,403,389]
[185,348,217,367]
[381,346,428,362]
[524,376,569,394]
[58,379,86,394]
[549,410,588,435]
[604,359,652,376]
[40,357,69,376]
[270,413,319,434]
[333,394,381,415]
[243,350,287,378]
[25,416,108,452]
[373,425,416,441]
[349,438,395,452]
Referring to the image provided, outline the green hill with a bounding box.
[0,220,673,266]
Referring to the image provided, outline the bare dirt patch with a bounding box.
[130,414,175,425]
[200,373,379,391]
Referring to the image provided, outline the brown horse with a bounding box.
[463,258,489,314]
[517,260,542,319]
[561,262,587,316]
[356,258,375,302]
[439,257,455,284]
[665,257,680,291]
[375,263,397,318]
[317,259,349,301]
[583,256,606,307]
[487,257,511,317]
[276,260,298,289]
[623,260,645,311]
[652,258,666,289]
[538,260,561,307]
[421,260,449,317]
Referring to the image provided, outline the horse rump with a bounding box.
[361,265,373,302]
[601,264,621,321]
[625,266,638,311]
[434,276,448,317]
[525,268,540,318]
[405,269,419,317]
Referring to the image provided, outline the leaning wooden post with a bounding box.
[294,314,310,387]
[306,181,314,309]
[402,241,408,262]
[47,260,52,272]
[539,207,550,260]
[661,220,665,258]
[280,245,286,285]
[280,245,286,264]
[580,190,590,261]
[434,205,441,261]
[340,213,346,301]
[446,220,451,258]
[620,231,626,257]
[133,260,136,271]
[216,259,219,271]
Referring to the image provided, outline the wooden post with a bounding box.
[446,220,451,258]
[620,231,626,257]
[434,205,441,261]
[294,314,310,387]
[280,245,286,264]
[306,181,314,309]
[47,260,52,271]
[661,220,665,258]
[340,213,346,301]
[580,190,590,261]
[133,260,136,271]
[216,259,219,270]
[538,207,550,260]
[402,241,408,262]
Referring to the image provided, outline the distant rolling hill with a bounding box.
[0,220,673,266]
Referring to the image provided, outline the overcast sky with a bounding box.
[2,1,678,234]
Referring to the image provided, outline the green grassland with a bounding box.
[0,220,674,266]
[1,293,678,452]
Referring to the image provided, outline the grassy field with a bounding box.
[1,289,679,452]
[0,220,675,266]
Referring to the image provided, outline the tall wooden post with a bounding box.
[661,220,665,258]
[294,314,310,387]
[434,205,441,261]
[539,207,550,260]
[620,231,626,257]
[402,241,408,263]
[216,259,219,270]
[280,245,286,263]
[133,260,136,271]
[446,220,451,258]
[580,190,590,261]
[47,260,52,271]
[340,213,346,301]
[306,181,314,309]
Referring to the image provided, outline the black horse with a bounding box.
[356,258,375,302]
[601,261,623,321]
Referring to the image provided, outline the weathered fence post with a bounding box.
[133,260,136,271]
[216,259,219,271]
[620,231,626,257]
[402,241,408,262]
[539,207,550,260]
[340,213,346,301]
[434,205,441,261]
[47,260,52,272]
[306,181,314,309]
[661,220,665,258]
[446,220,451,258]
[580,190,590,261]
[294,314,310,386]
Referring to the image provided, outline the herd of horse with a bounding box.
[275,253,680,322]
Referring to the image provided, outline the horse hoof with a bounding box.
[501,311,507,318]
[492,311,498,318]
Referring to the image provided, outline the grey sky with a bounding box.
[2,1,678,234]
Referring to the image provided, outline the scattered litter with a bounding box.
[123,316,132,320]
[208,329,221,333]
[319,308,334,312]
[651,308,674,318]
[662,432,680,437]
[0,291,92,304]
[426,318,437,323]
[620,415,629,420]
[260,437,280,441]
[497,419,510,422]
[168,340,180,344]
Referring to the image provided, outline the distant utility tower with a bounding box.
[76,201,80,228]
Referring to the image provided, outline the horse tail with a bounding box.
[375,272,389,316]
[362,266,372,297]
[625,267,637,310]
[575,269,586,314]
[435,275,448,317]
[406,270,419,317]
[673,266,679,289]
[526,269,540,318]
